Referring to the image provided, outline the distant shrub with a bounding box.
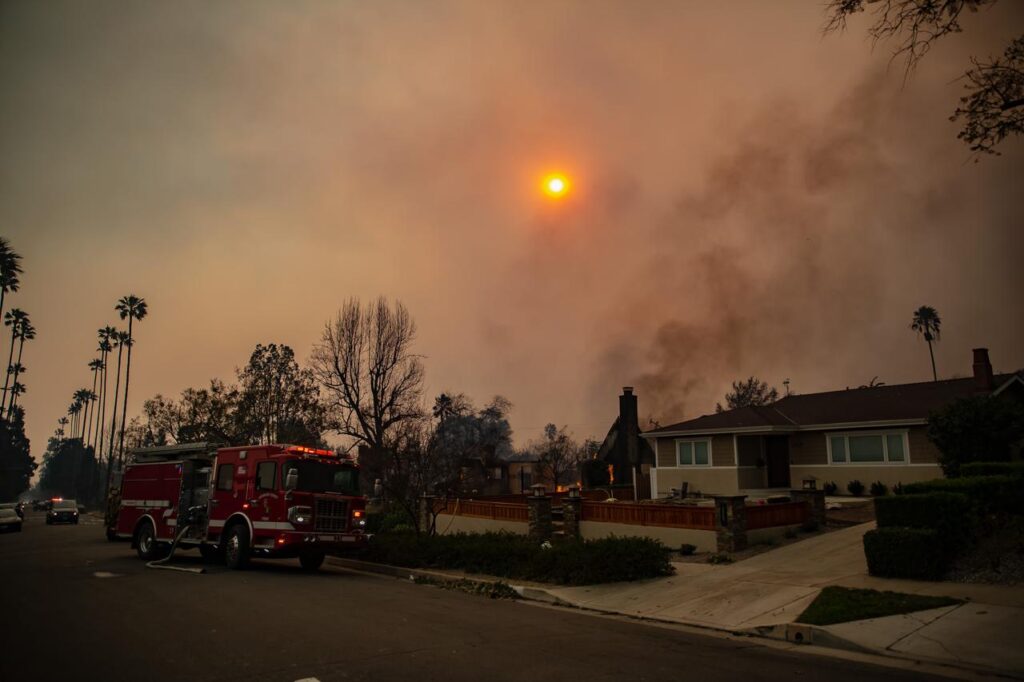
[823,481,838,495]
[707,552,734,564]
[846,479,865,496]
[679,543,697,556]
[363,531,674,585]
[863,528,950,580]
[870,481,889,497]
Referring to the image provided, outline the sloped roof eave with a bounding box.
[643,417,930,438]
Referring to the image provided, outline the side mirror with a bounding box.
[285,468,299,491]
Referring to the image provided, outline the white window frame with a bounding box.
[825,430,910,465]
[674,438,712,467]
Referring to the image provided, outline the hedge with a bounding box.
[901,475,1022,516]
[957,461,1024,479]
[874,492,976,550]
[362,531,675,585]
[863,527,950,580]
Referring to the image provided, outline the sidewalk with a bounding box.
[332,523,1024,678]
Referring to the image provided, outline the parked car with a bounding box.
[0,502,23,520]
[0,507,22,532]
[33,499,52,512]
[46,499,79,525]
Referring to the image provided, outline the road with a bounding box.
[1,511,945,682]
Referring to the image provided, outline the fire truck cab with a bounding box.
[113,442,367,571]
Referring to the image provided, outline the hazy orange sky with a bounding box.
[2,1,1022,456]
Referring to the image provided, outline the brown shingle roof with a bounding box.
[645,374,1018,435]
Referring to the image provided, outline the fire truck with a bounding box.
[111,442,368,571]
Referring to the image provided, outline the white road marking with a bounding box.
[294,678,321,682]
[92,571,122,578]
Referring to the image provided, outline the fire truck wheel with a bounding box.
[299,550,325,571]
[223,524,251,570]
[135,521,160,561]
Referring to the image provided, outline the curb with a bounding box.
[325,557,1019,680]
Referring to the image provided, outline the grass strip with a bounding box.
[797,586,961,626]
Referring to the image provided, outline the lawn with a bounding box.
[797,586,961,626]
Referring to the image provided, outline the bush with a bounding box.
[679,543,697,556]
[707,552,734,564]
[863,527,950,580]
[958,461,1024,479]
[363,531,674,585]
[892,482,903,495]
[902,475,1022,516]
[927,396,1024,476]
[846,479,865,496]
[874,492,976,551]
[870,481,888,497]
[824,481,838,495]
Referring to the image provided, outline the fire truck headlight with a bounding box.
[357,519,366,527]
[288,505,313,525]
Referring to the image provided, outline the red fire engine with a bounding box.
[111,442,367,571]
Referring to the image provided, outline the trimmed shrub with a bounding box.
[679,543,697,556]
[958,461,1024,479]
[892,482,903,495]
[874,492,976,550]
[927,396,1024,476]
[362,531,674,585]
[846,479,865,496]
[863,527,950,580]
[824,481,838,495]
[902,475,1022,516]
[870,481,888,497]
[707,552,734,564]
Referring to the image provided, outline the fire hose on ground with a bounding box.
[147,524,205,574]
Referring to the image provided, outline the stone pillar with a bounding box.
[562,485,582,540]
[790,489,826,529]
[527,484,553,542]
[713,495,748,553]
[419,494,436,535]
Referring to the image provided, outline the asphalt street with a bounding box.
[1,511,945,682]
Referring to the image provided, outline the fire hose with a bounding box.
[147,524,205,574]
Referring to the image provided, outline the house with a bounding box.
[505,452,544,494]
[642,348,1023,497]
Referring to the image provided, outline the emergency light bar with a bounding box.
[287,446,337,457]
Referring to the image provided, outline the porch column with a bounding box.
[713,495,748,553]
[790,489,826,529]
[562,485,582,540]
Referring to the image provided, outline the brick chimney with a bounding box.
[972,348,994,393]
[619,387,639,464]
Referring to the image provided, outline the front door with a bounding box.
[764,436,791,488]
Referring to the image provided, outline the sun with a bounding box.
[542,173,570,198]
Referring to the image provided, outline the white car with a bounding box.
[0,507,22,532]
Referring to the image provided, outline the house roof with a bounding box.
[645,373,1020,436]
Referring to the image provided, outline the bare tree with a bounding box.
[824,0,1023,155]
[716,377,779,413]
[533,423,583,489]
[310,297,424,452]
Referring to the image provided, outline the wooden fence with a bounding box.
[580,501,717,530]
[746,501,809,530]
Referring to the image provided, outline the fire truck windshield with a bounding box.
[283,460,360,496]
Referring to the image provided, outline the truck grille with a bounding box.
[314,499,348,533]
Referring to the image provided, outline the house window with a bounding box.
[827,432,908,464]
[676,439,711,467]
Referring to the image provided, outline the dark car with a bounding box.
[0,502,23,520]
[46,499,79,525]
[0,507,22,532]
[33,499,52,512]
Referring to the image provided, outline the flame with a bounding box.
[556,485,569,493]
[607,464,614,485]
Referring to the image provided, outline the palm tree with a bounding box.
[85,358,103,447]
[69,399,83,440]
[0,238,22,333]
[115,295,147,464]
[105,330,129,485]
[2,308,27,410]
[910,305,942,382]
[95,327,115,461]
[6,319,33,417]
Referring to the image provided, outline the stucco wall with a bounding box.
[580,520,718,552]
[907,426,940,464]
[651,466,740,497]
[434,514,529,535]
[789,432,828,466]
[789,464,942,492]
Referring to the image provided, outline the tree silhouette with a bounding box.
[115,295,147,465]
[716,377,780,413]
[825,0,1023,156]
[0,238,22,336]
[911,305,942,381]
[104,330,128,490]
[2,308,27,409]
